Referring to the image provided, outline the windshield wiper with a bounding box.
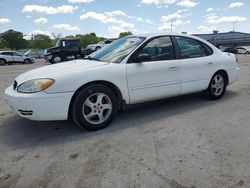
[86,56,101,61]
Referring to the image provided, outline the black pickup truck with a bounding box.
[44,38,93,64]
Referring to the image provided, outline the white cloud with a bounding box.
[206,7,213,12]
[206,14,247,24]
[136,17,144,22]
[145,19,153,24]
[177,9,189,13]
[159,11,191,31]
[80,11,108,21]
[140,0,176,5]
[68,0,94,3]
[0,18,11,24]
[52,24,80,31]
[24,30,52,39]
[229,2,244,8]
[161,13,182,22]
[22,5,78,14]
[177,0,198,8]
[198,25,217,32]
[34,17,48,24]
[105,10,127,17]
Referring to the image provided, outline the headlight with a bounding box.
[17,79,55,93]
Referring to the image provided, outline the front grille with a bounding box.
[18,110,33,116]
[13,80,18,90]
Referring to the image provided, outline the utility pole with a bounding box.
[233,21,237,32]
[171,19,173,33]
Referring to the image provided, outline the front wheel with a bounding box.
[71,84,118,131]
[23,59,31,64]
[205,72,227,100]
[51,54,62,64]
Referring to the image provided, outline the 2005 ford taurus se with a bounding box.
[5,33,240,131]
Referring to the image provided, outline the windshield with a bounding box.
[89,36,145,63]
[55,40,61,47]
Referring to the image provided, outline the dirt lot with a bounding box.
[0,56,250,188]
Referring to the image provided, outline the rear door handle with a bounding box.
[168,66,179,71]
[207,62,214,66]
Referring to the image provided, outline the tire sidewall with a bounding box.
[52,54,62,64]
[24,59,31,64]
[72,84,118,131]
[207,72,227,100]
[0,59,6,65]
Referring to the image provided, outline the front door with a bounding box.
[126,36,181,104]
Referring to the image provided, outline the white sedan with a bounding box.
[5,33,240,131]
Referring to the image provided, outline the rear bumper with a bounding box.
[228,67,240,85]
[4,86,74,121]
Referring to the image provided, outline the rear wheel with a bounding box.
[71,84,118,131]
[205,72,227,100]
[246,51,250,55]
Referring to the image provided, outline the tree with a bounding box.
[1,29,27,50]
[0,38,5,49]
[76,33,106,48]
[119,31,132,38]
[32,34,52,49]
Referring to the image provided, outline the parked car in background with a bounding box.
[87,40,113,51]
[5,33,239,131]
[0,51,34,65]
[25,50,44,59]
[44,38,84,64]
[235,46,250,54]
[223,47,238,54]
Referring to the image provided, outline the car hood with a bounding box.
[15,60,109,84]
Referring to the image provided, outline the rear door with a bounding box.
[1,52,14,62]
[174,36,215,94]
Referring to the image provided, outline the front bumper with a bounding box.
[4,86,74,121]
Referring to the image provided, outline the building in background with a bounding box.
[194,31,250,48]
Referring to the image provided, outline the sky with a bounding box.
[0,0,249,39]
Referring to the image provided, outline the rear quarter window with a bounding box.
[175,36,213,59]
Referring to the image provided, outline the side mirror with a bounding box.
[136,53,151,63]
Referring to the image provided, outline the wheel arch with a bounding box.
[212,69,229,86]
[0,58,7,63]
[68,80,125,119]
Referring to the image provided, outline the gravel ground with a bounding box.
[0,56,250,188]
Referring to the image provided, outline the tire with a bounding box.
[246,51,250,55]
[51,54,62,64]
[71,84,118,131]
[0,59,6,65]
[205,72,227,100]
[23,59,31,64]
[95,46,101,51]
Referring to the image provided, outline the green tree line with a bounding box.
[0,29,132,50]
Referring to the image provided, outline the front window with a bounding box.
[136,36,176,62]
[89,36,145,63]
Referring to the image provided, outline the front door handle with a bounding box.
[168,66,179,71]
